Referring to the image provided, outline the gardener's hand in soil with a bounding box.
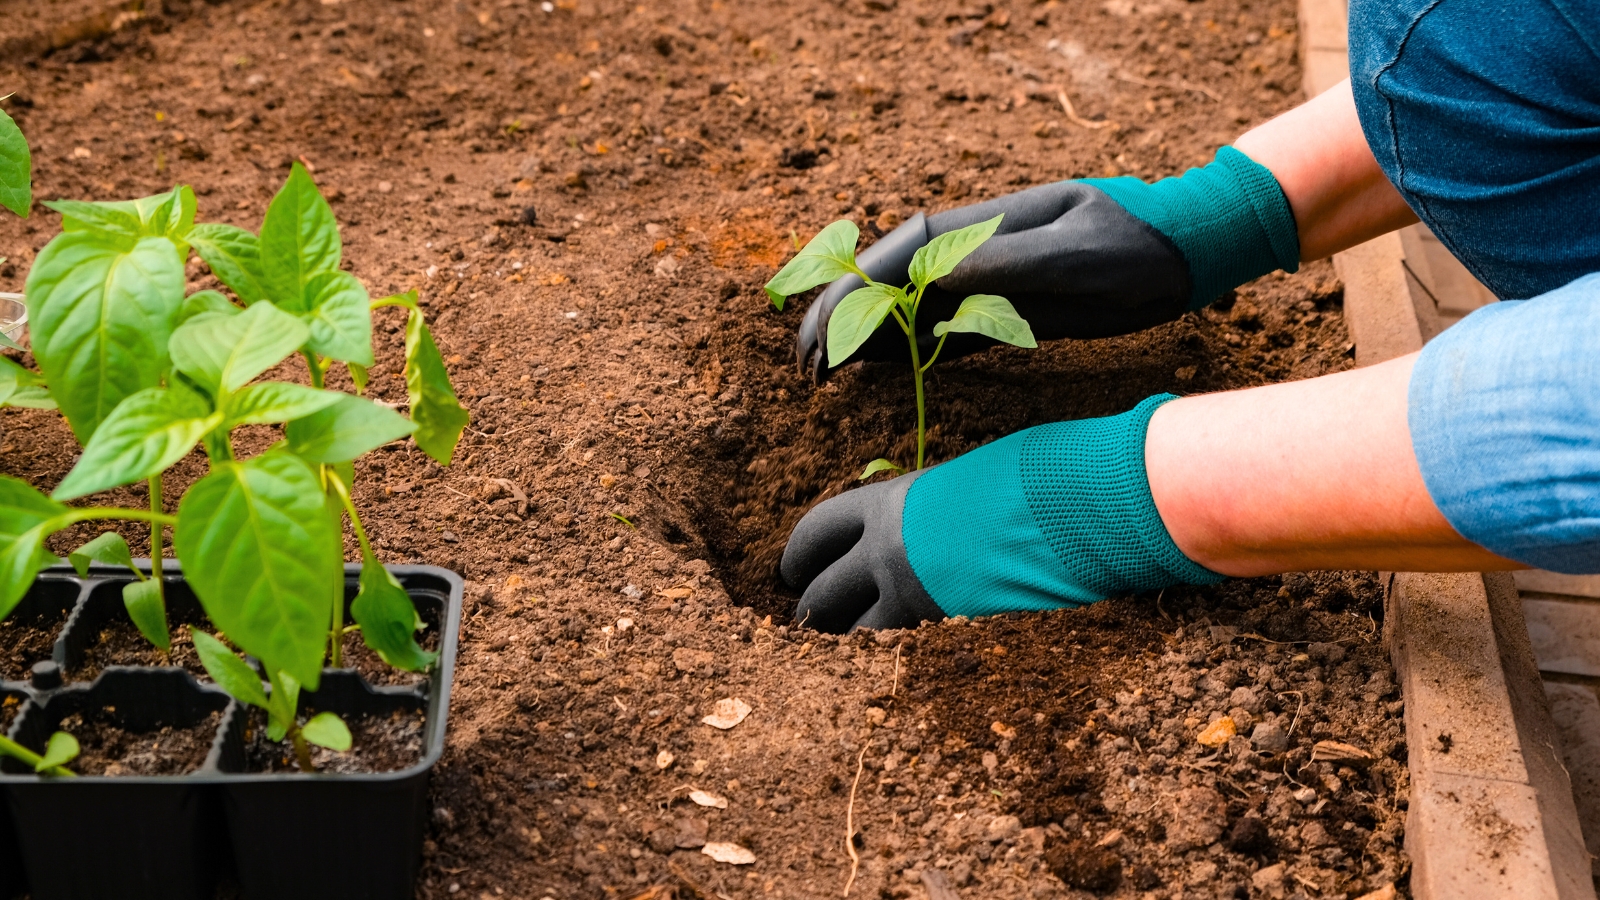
[797,81,1417,381]
[784,353,1525,632]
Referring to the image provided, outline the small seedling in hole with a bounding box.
[69,532,170,654]
[193,631,350,773]
[764,217,1036,476]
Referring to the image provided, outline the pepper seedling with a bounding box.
[192,631,349,773]
[765,216,1036,475]
[0,164,470,761]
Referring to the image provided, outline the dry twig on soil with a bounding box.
[843,743,869,896]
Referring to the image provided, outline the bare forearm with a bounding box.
[1233,80,1419,261]
[1145,354,1523,575]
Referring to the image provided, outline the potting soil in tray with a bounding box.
[0,0,1410,895]
[69,621,209,684]
[0,615,64,683]
[242,707,427,775]
[53,708,222,777]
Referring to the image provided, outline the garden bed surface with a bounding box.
[0,0,1408,897]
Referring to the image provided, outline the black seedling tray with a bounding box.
[0,562,462,900]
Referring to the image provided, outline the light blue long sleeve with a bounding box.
[1409,273,1600,572]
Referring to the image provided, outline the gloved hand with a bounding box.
[781,395,1224,632]
[795,146,1300,381]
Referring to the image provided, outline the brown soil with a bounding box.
[70,618,209,684]
[0,0,1409,897]
[243,707,425,775]
[0,616,63,683]
[53,708,221,776]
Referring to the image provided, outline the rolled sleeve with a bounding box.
[1409,273,1600,571]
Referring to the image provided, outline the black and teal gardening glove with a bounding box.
[795,146,1300,381]
[781,395,1223,632]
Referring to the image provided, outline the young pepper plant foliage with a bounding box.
[0,100,79,775]
[0,164,469,766]
[765,217,1036,474]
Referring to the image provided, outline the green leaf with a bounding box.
[826,283,902,368]
[932,294,1037,349]
[34,732,79,773]
[43,200,143,241]
[908,215,1004,290]
[179,289,241,324]
[25,232,185,444]
[258,163,340,313]
[266,669,299,741]
[0,356,54,410]
[352,555,437,672]
[763,219,860,309]
[191,631,269,709]
[67,531,137,577]
[300,711,352,752]
[858,458,906,481]
[122,579,170,653]
[405,311,468,464]
[170,299,309,395]
[53,386,220,501]
[188,223,266,305]
[0,106,29,218]
[285,392,415,464]
[347,362,369,393]
[223,382,341,427]
[47,187,195,248]
[299,270,372,365]
[0,476,70,619]
[174,451,339,690]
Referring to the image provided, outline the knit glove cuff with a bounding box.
[1084,146,1301,310]
[902,395,1223,619]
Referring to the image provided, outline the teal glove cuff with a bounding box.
[1083,146,1301,311]
[901,395,1225,619]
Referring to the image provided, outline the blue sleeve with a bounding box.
[1409,273,1600,572]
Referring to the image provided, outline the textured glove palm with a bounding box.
[781,395,1223,632]
[796,146,1300,381]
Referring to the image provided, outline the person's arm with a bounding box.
[1146,352,1522,575]
[1234,79,1420,261]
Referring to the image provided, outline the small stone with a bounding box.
[1165,786,1227,851]
[1252,862,1287,896]
[865,707,887,726]
[672,648,714,673]
[1292,786,1318,804]
[441,530,459,543]
[1094,829,1123,848]
[1186,860,1219,886]
[1229,686,1262,713]
[689,790,728,809]
[1300,820,1332,848]
[984,815,1022,842]
[655,750,675,770]
[599,473,617,488]
[981,751,999,773]
[378,180,394,193]
[645,820,677,853]
[702,697,753,730]
[701,842,755,865]
[1196,716,1236,748]
[1251,722,1289,754]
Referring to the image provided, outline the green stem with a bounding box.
[289,727,315,773]
[330,477,376,560]
[63,507,179,528]
[149,473,167,633]
[908,321,927,472]
[324,473,374,669]
[303,350,325,389]
[0,735,75,777]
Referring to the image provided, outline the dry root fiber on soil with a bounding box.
[0,0,1406,896]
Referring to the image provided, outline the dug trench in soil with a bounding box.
[0,0,1408,896]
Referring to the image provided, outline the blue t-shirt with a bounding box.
[1351,0,1600,571]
